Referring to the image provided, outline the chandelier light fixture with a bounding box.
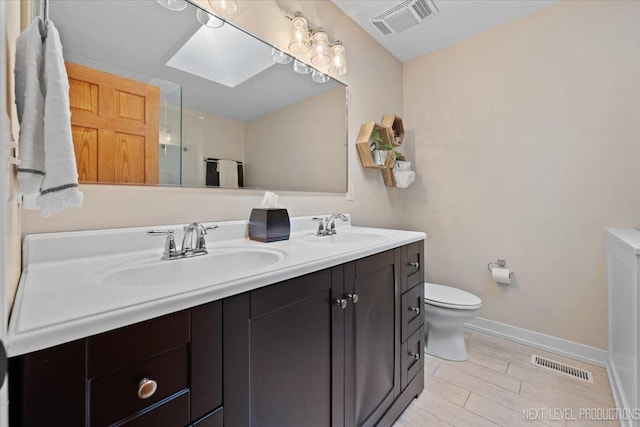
[310,28,331,67]
[329,41,347,76]
[288,12,311,54]
[208,0,238,16]
[282,11,348,81]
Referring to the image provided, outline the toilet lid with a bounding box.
[424,283,481,309]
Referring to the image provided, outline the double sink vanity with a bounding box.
[7,214,426,427]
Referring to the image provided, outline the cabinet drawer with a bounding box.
[117,391,190,427]
[402,283,424,342]
[89,310,190,378]
[402,241,424,293]
[90,346,188,426]
[401,328,424,390]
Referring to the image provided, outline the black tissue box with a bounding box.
[249,208,290,243]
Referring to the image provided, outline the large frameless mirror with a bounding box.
[49,0,348,193]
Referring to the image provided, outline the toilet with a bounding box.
[424,282,481,361]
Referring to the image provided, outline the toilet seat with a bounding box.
[424,282,481,310]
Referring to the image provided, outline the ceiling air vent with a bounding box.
[371,0,439,36]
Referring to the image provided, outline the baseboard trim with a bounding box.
[465,317,608,368]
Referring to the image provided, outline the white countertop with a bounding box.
[7,215,425,356]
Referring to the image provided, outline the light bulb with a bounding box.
[208,0,238,15]
[156,0,187,11]
[288,12,311,54]
[311,28,331,67]
[329,41,347,76]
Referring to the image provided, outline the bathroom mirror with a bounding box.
[48,0,348,193]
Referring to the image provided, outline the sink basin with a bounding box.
[96,247,286,288]
[303,229,393,245]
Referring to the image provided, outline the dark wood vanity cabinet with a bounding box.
[9,301,223,427]
[9,242,425,427]
[224,244,425,427]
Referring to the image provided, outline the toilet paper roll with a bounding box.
[492,267,511,285]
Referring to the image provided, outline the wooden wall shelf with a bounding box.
[382,168,395,187]
[356,122,395,169]
[356,116,409,187]
[381,115,405,146]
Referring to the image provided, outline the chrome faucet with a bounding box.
[313,214,348,236]
[147,223,218,260]
[325,214,348,235]
[312,217,326,236]
[146,229,178,259]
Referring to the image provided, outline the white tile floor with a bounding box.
[394,330,618,427]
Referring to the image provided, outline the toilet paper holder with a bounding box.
[487,258,514,277]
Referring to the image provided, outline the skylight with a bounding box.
[166,24,274,88]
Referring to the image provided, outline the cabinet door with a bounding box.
[190,301,222,422]
[223,268,345,427]
[345,249,401,427]
[8,340,86,426]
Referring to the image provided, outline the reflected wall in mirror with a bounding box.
[50,0,348,193]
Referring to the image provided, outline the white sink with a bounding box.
[303,229,393,245]
[96,247,286,288]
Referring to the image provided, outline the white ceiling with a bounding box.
[332,0,559,63]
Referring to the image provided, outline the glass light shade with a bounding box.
[289,13,311,54]
[311,69,329,83]
[310,29,331,67]
[156,0,187,11]
[293,59,311,74]
[271,47,292,64]
[329,42,347,76]
[196,8,224,28]
[208,0,238,15]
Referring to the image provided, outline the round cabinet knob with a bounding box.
[137,378,158,399]
[409,352,421,361]
[336,299,347,309]
[347,293,359,304]
[408,262,420,269]
[409,306,420,314]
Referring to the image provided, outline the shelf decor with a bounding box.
[356,122,395,169]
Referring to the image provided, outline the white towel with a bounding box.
[217,159,238,188]
[15,18,83,217]
[393,170,416,189]
[15,18,45,195]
